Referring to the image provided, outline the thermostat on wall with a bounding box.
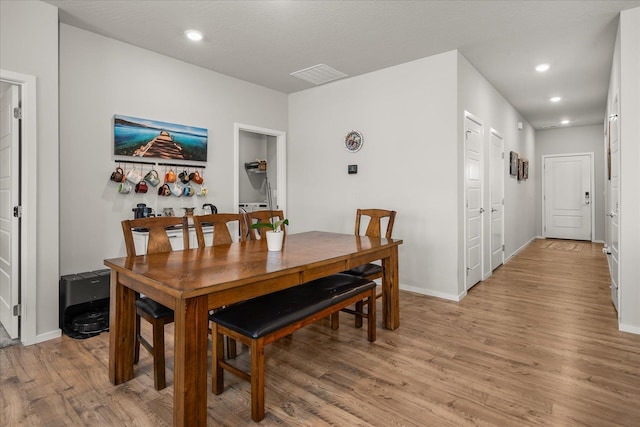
[348,165,358,174]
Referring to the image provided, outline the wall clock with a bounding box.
[344,130,363,153]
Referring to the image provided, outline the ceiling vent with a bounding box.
[290,64,348,85]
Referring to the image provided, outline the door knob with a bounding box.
[491,208,498,212]
[479,208,485,213]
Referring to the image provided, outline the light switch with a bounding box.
[348,165,358,174]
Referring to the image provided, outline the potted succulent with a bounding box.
[250,180,288,251]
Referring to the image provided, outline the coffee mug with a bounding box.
[190,171,204,185]
[196,185,208,197]
[182,184,194,197]
[171,182,183,197]
[110,167,124,182]
[165,169,176,183]
[118,181,132,194]
[135,181,148,193]
[179,169,190,184]
[126,167,142,184]
[158,183,171,196]
[144,169,160,187]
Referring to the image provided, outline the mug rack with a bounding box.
[113,160,206,169]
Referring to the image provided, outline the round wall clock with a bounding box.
[344,130,363,153]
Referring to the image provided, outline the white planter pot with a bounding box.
[265,231,284,251]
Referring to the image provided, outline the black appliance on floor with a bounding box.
[59,269,110,339]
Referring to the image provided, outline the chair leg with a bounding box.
[330,312,339,330]
[134,313,141,364]
[354,300,364,328]
[212,323,225,394]
[367,290,376,342]
[226,337,237,359]
[151,319,166,390]
[250,338,266,422]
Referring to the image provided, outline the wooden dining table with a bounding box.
[104,230,402,426]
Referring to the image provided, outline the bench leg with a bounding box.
[354,301,364,328]
[212,323,225,394]
[134,313,141,364]
[250,338,266,422]
[330,312,339,330]
[367,290,376,342]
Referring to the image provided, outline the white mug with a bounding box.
[126,167,142,184]
[171,182,183,197]
[118,181,132,194]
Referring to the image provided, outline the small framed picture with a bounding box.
[510,151,519,176]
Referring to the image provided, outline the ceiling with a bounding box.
[44,0,640,130]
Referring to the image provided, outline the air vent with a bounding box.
[290,64,348,85]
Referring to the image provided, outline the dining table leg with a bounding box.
[382,246,400,330]
[109,271,136,384]
[172,295,209,427]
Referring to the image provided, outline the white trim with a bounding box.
[234,123,287,217]
[399,284,465,302]
[0,70,37,346]
[35,329,61,343]
[490,127,505,270]
[541,152,595,241]
[619,323,640,335]
[504,236,536,264]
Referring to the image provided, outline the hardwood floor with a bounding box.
[2,239,639,426]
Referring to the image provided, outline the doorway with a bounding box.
[489,129,504,271]
[464,113,484,290]
[542,153,594,241]
[0,70,37,346]
[234,123,286,216]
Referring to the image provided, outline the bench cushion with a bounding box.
[210,273,375,339]
[344,263,382,278]
[136,297,173,319]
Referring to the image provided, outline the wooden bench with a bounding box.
[210,273,377,422]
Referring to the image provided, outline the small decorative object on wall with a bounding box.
[517,158,524,181]
[523,159,529,180]
[510,151,519,176]
[344,130,363,153]
[114,114,208,161]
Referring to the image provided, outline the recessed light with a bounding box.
[536,64,550,72]
[185,30,203,41]
[561,119,570,125]
[550,96,562,103]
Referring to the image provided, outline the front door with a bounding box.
[0,84,20,338]
[543,154,592,241]
[490,131,504,270]
[465,114,483,289]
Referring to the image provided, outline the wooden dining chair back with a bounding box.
[246,209,286,240]
[121,216,189,390]
[335,209,397,328]
[193,213,247,248]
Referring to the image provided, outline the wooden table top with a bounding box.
[104,231,402,299]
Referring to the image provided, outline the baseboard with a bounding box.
[592,239,604,244]
[400,284,463,302]
[619,323,640,335]
[35,328,62,344]
[504,236,537,264]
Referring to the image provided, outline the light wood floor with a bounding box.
[2,239,640,426]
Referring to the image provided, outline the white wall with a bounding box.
[59,24,288,275]
[535,125,605,241]
[289,51,462,300]
[0,0,60,341]
[616,7,640,333]
[457,53,537,289]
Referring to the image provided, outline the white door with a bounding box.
[543,154,592,241]
[465,115,483,289]
[608,113,620,312]
[490,131,504,270]
[0,84,20,338]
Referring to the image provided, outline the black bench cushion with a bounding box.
[344,263,382,278]
[136,297,173,319]
[209,273,375,339]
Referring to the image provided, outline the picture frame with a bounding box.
[517,158,524,181]
[510,151,519,176]
[523,159,529,180]
[113,114,208,161]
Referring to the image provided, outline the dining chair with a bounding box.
[246,209,286,240]
[336,209,397,328]
[193,212,248,247]
[121,215,189,390]
[192,212,247,360]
